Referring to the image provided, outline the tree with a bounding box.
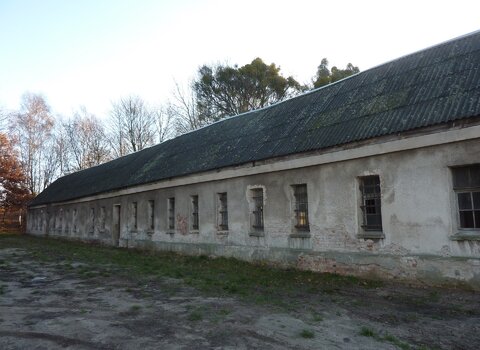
[169,81,204,135]
[0,106,8,132]
[62,107,111,172]
[9,93,56,195]
[0,133,32,217]
[108,96,156,157]
[312,58,359,89]
[153,105,174,143]
[193,58,303,123]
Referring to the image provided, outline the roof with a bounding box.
[31,31,480,206]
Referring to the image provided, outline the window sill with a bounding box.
[289,232,311,239]
[166,231,175,235]
[249,231,264,237]
[146,230,154,236]
[217,230,229,236]
[450,231,480,241]
[190,230,199,234]
[294,225,310,231]
[357,231,385,239]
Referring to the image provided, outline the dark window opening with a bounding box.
[218,192,228,230]
[168,197,175,230]
[132,202,137,230]
[148,200,155,230]
[293,184,309,230]
[90,208,95,232]
[191,195,199,230]
[252,188,264,230]
[100,207,106,230]
[453,165,480,229]
[360,176,383,231]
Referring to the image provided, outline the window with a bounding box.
[148,200,155,230]
[59,209,63,232]
[191,195,199,230]
[251,188,264,230]
[452,165,480,229]
[100,207,106,231]
[360,176,383,231]
[131,202,137,230]
[73,209,77,232]
[65,209,70,232]
[90,208,95,233]
[218,193,228,231]
[293,184,309,230]
[168,197,175,230]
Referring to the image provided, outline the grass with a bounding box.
[360,326,375,337]
[187,308,204,321]
[0,234,382,306]
[311,312,323,322]
[300,329,315,338]
[359,326,411,349]
[130,305,142,312]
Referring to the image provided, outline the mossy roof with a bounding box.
[31,31,480,206]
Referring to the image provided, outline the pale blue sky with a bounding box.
[1,0,479,118]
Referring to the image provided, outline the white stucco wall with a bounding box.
[26,127,480,287]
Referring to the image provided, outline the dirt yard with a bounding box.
[0,234,479,350]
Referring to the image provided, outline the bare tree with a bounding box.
[108,96,156,156]
[53,118,69,176]
[63,107,111,172]
[9,93,56,195]
[169,81,204,136]
[0,106,8,132]
[153,105,173,143]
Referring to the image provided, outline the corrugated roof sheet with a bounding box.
[31,31,480,206]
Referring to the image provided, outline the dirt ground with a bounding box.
[1,237,480,349]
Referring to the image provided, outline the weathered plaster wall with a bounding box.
[27,136,480,288]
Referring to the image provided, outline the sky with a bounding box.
[1,0,479,118]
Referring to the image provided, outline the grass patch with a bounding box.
[0,234,383,307]
[311,312,323,322]
[130,305,142,312]
[188,309,204,321]
[359,327,411,349]
[360,326,376,337]
[300,329,315,338]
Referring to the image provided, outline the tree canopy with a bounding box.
[0,133,32,213]
[194,58,303,124]
[313,58,359,88]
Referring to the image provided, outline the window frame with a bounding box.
[191,195,199,231]
[217,192,229,232]
[90,207,95,233]
[131,202,138,231]
[358,175,384,239]
[168,197,175,231]
[59,208,63,233]
[72,209,77,233]
[451,165,480,240]
[100,206,106,231]
[148,200,155,231]
[292,184,310,231]
[251,188,264,231]
[65,209,70,232]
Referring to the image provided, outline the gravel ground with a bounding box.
[1,239,480,349]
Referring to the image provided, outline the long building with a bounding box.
[28,31,480,288]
